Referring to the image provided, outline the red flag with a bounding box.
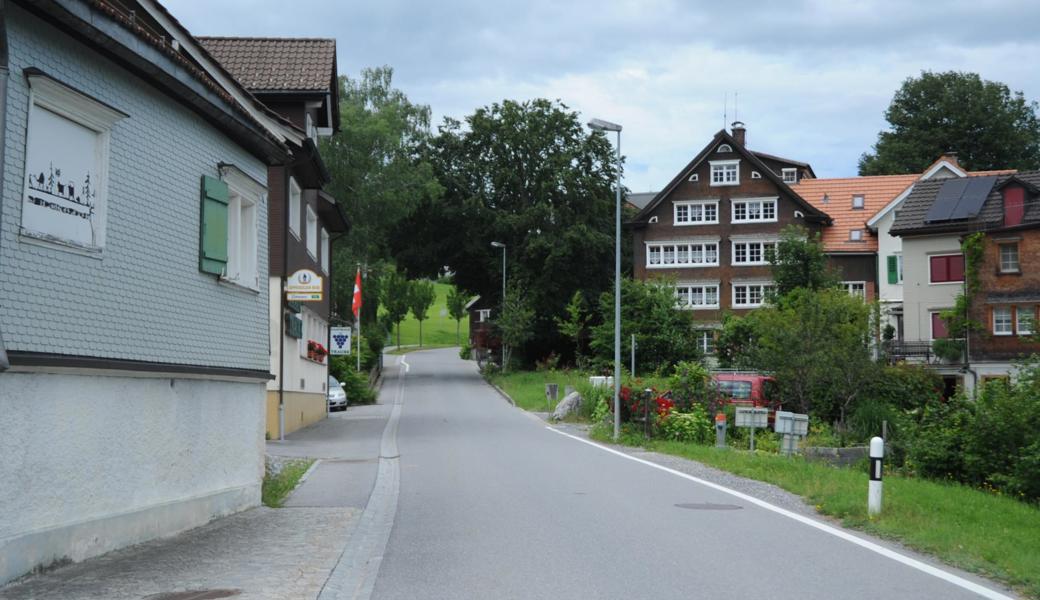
[352,268,362,318]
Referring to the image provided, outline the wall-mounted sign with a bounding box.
[330,327,352,355]
[286,268,323,301]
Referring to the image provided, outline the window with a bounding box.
[751,171,762,179]
[842,281,866,298]
[852,195,865,209]
[688,173,699,182]
[695,330,716,355]
[732,198,777,223]
[218,167,264,289]
[929,254,965,284]
[306,205,318,258]
[717,144,733,153]
[288,177,301,238]
[299,309,328,360]
[710,160,740,186]
[477,309,491,322]
[999,243,1020,273]
[646,241,719,268]
[717,380,752,400]
[732,240,777,265]
[930,311,949,340]
[674,200,718,225]
[886,255,903,284]
[675,284,720,310]
[849,229,863,241]
[21,73,126,253]
[732,283,774,308]
[320,228,330,274]
[993,306,1013,336]
[1017,306,1035,335]
[781,168,797,183]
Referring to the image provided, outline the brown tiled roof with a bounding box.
[891,171,1039,236]
[793,175,918,252]
[197,37,335,93]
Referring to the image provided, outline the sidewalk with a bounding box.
[1,402,392,600]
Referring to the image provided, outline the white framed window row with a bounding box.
[320,227,330,274]
[732,197,777,223]
[21,72,128,254]
[732,282,775,308]
[1018,306,1035,335]
[305,204,318,259]
[288,177,301,238]
[710,159,740,186]
[732,239,777,266]
[675,282,720,310]
[694,329,717,355]
[842,281,866,299]
[221,166,265,291]
[646,240,720,268]
[673,200,719,225]
[993,306,1013,336]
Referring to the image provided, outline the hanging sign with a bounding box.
[330,327,352,355]
[286,268,323,301]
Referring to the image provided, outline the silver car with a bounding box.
[328,375,347,411]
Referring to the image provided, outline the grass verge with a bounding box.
[489,369,670,413]
[590,427,1040,599]
[262,459,315,508]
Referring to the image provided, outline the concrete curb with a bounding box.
[487,380,515,406]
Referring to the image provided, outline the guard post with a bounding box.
[868,436,884,516]
[715,412,727,448]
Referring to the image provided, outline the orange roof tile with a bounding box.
[793,175,918,252]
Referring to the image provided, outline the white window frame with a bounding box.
[673,200,719,226]
[750,171,762,180]
[929,310,949,341]
[928,253,965,285]
[852,195,865,209]
[320,227,330,274]
[999,243,1020,273]
[717,144,733,153]
[842,281,866,299]
[1017,306,1035,335]
[646,240,720,268]
[731,239,777,266]
[850,229,864,241]
[731,282,774,308]
[731,197,778,223]
[477,309,491,322]
[695,330,716,355]
[306,204,318,259]
[221,166,265,291]
[675,283,720,310]
[710,159,740,187]
[21,74,126,254]
[993,306,1013,336]
[781,168,797,183]
[288,177,301,239]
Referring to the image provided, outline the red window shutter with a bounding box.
[932,313,948,339]
[931,256,948,282]
[949,254,965,282]
[1004,186,1025,227]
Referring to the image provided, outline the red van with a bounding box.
[711,372,780,409]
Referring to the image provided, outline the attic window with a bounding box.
[717,144,733,153]
[849,229,864,242]
[852,195,865,209]
[781,168,797,183]
[688,173,699,182]
[751,171,761,179]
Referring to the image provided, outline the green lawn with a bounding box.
[490,369,670,413]
[383,282,469,348]
[592,430,1040,599]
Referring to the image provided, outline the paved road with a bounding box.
[361,348,1015,600]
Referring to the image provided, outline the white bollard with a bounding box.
[868,436,884,516]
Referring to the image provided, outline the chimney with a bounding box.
[731,121,746,147]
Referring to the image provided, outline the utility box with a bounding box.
[773,411,809,435]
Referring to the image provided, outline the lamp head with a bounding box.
[490,241,505,248]
[587,118,622,133]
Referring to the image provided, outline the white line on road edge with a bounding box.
[319,356,406,600]
[547,427,1015,600]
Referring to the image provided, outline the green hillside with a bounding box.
[383,282,470,348]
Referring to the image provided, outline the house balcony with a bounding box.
[883,340,963,365]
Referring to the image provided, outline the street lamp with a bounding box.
[491,241,507,368]
[587,117,622,442]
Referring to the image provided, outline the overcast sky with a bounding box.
[164,0,1040,192]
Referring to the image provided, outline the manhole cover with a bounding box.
[674,502,743,510]
[143,591,241,600]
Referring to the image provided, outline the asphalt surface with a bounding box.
[366,348,1017,600]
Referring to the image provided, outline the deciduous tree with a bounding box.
[409,279,436,347]
[446,285,468,345]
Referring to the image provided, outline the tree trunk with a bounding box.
[419,320,423,347]
[396,321,401,349]
[456,321,460,346]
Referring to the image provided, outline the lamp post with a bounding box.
[491,241,507,368]
[587,117,622,442]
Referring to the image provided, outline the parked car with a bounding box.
[328,375,347,411]
[711,372,780,409]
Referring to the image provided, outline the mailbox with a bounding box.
[735,407,769,428]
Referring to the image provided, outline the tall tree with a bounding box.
[497,285,535,372]
[446,285,468,345]
[769,225,839,296]
[321,67,443,321]
[393,99,622,361]
[859,71,1040,175]
[409,279,436,347]
[555,290,591,368]
[381,270,412,348]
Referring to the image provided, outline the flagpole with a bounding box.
[357,265,362,372]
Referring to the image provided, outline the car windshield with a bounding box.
[717,380,752,400]
[328,375,340,389]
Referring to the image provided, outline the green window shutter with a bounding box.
[887,255,898,284]
[284,312,303,339]
[199,175,229,275]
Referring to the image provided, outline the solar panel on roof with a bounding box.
[924,176,996,223]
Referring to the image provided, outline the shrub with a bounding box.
[668,361,718,413]
[905,394,974,482]
[963,372,1040,501]
[658,405,712,444]
[932,337,964,362]
[459,341,472,360]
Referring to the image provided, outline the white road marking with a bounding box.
[547,427,1015,600]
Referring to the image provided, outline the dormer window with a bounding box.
[852,194,865,209]
[849,229,864,241]
[710,160,740,186]
[717,144,733,153]
[781,168,797,183]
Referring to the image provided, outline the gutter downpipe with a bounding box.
[278,168,288,441]
[0,0,10,371]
